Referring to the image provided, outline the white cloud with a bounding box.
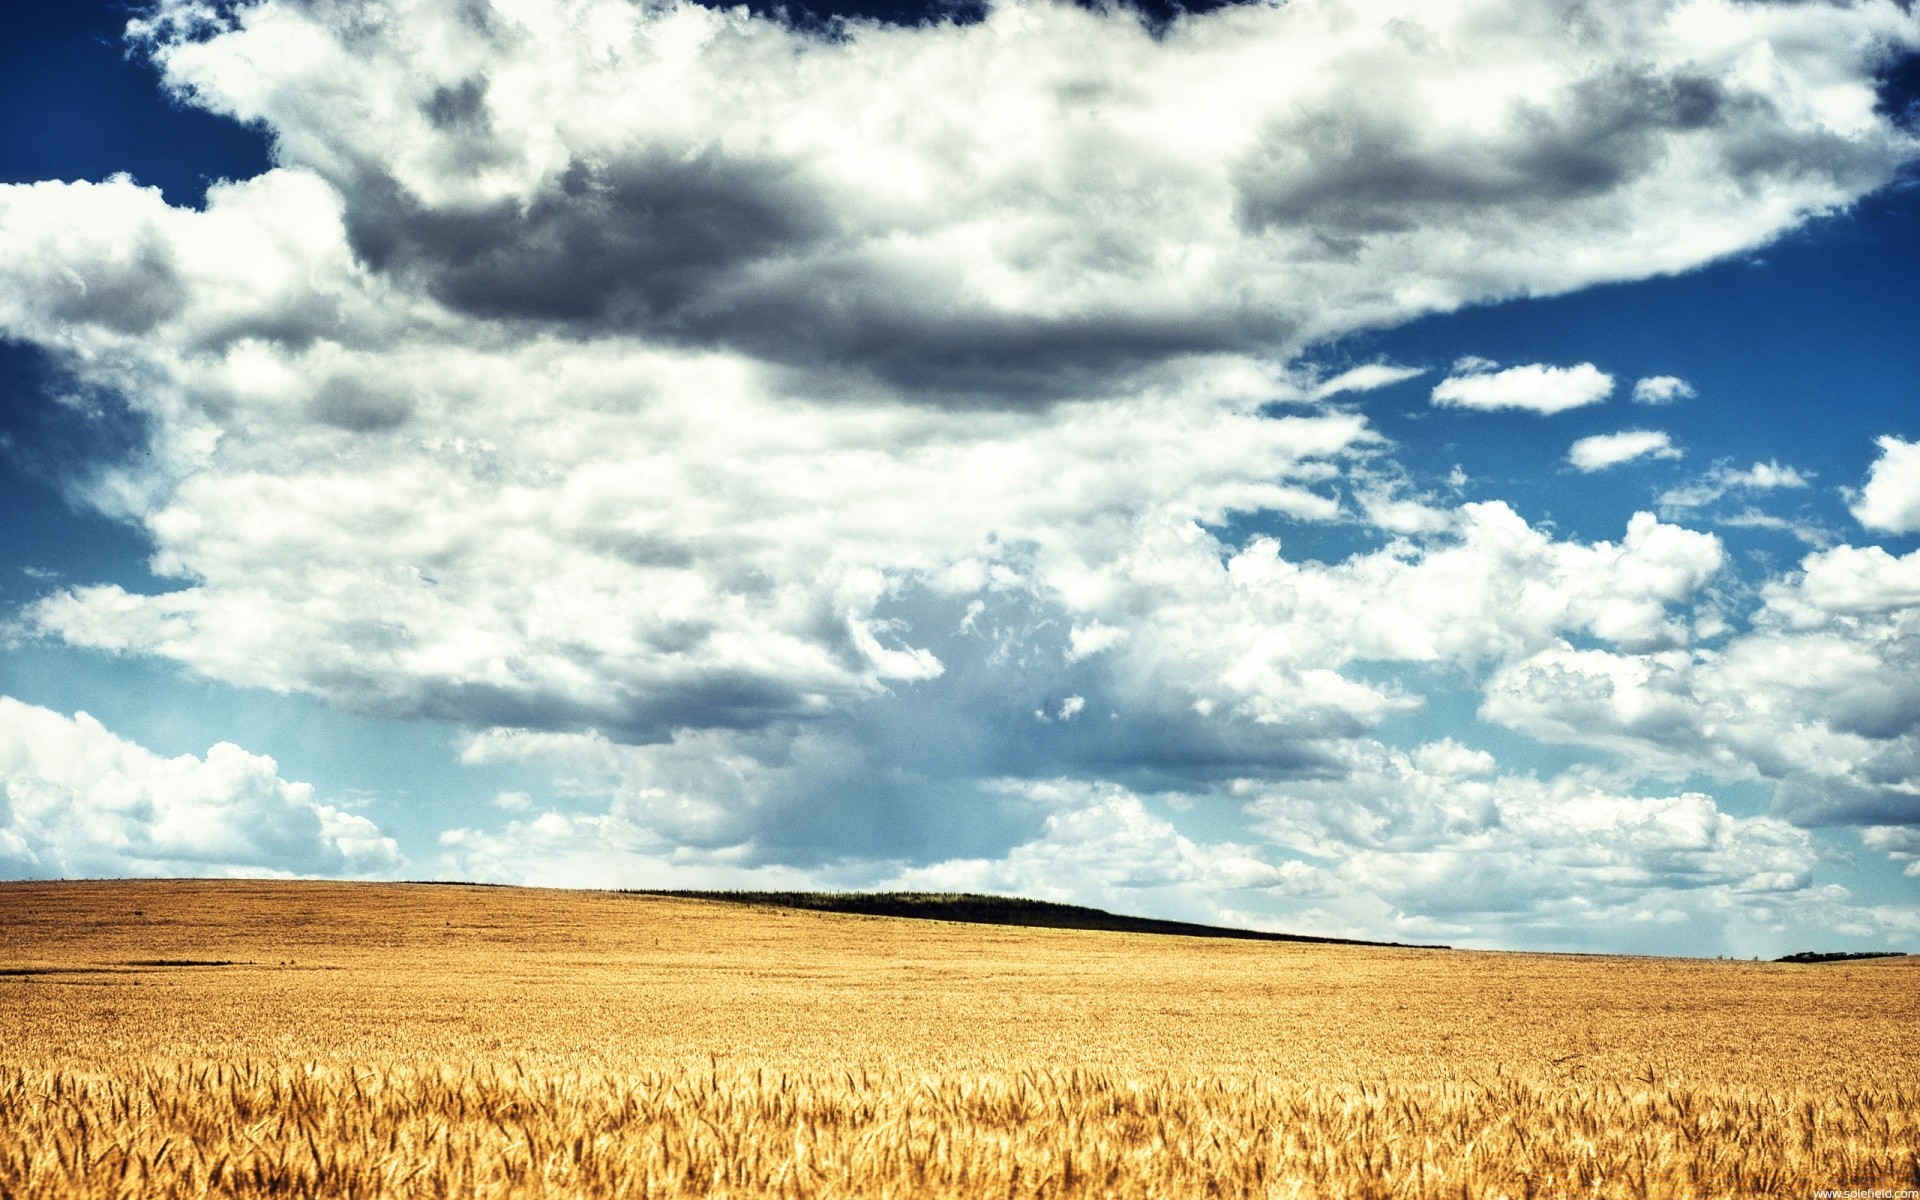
[1151,502,1712,744]
[1659,459,1814,517]
[1786,544,1920,616]
[1431,362,1615,414]
[1568,429,1683,472]
[637,759,1911,949]
[1851,436,1920,534]
[1249,743,1818,899]
[6,0,1906,755]
[437,809,823,890]
[1065,622,1129,662]
[1230,741,1894,953]
[1710,508,1835,549]
[0,696,399,878]
[1482,542,1920,827]
[1863,826,1920,877]
[1631,375,1695,404]
[1310,363,1426,399]
[23,374,1369,741]
[422,504,1728,867]
[112,0,1914,381]
[1651,456,1812,526]
[889,780,1312,908]
[492,790,535,812]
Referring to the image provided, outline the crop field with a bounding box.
[0,880,1915,1198]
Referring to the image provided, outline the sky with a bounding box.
[1,0,1918,957]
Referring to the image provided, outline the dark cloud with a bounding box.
[304,375,415,431]
[342,150,839,325]
[337,149,1274,403]
[741,296,1275,405]
[422,78,490,132]
[1826,682,1920,742]
[310,662,849,746]
[760,590,1360,822]
[106,0,1910,409]
[1772,766,1920,829]
[42,230,185,335]
[1236,69,1728,237]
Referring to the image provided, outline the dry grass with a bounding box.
[0,880,1914,1198]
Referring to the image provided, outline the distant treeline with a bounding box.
[624,890,1448,949]
[1773,950,1909,964]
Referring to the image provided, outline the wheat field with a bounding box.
[0,880,1914,1198]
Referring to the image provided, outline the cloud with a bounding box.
[434,776,1333,931]
[442,503,1732,871]
[1094,506,1725,689]
[1631,375,1695,404]
[100,0,1916,396]
[1310,363,1426,399]
[1788,544,1920,616]
[23,379,1372,744]
[1246,744,1822,925]
[1710,508,1835,549]
[436,808,824,891]
[1482,543,1920,827]
[1568,430,1682,472]
[0,697,400,878]
[1431,362,1615,414]
[346,497,1734,901]
[1660,460,1813,511]
[886,780,1315,911]
[1851,435,1920,534]
[4,0,1904,748]
[1863,826,1920,877]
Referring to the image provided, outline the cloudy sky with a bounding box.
[2,0,1918,955]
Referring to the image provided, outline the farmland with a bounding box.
[1,879,1915,1198]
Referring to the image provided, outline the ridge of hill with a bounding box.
[625,890,1449,949]
[1775,950,1909,964]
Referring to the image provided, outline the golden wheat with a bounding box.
[1,880,1915,1198]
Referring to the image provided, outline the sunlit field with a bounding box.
[1,880,1914,1198]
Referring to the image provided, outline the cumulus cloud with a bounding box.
[1,0,1918,944]
[23,378,1371,743]
[1101,506,1725,686]
[1851,435,1920,534]
[1482,543,1920,827]
[104,0,1913,393]
[1863,826,1920,877]
[887,780,1318,912]
[6,0,1907,751]
[1431,361,1615,414]
[1244,742,1827,943]
[437,504,1732,873]
[1787,544,1920,614]
[0,697,400,878]
[1631,375,1695,404]
[1568,430,1682,472]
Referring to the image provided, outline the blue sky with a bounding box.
[2,0,1917,955]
